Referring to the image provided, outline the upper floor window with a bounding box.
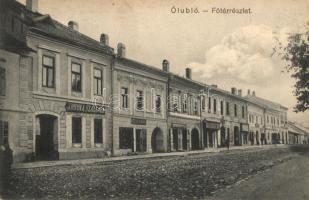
[0,68,5,96]
[213,99,217,114]
[155,95,161,113]
[202,96,206,111]
[0,121,9,145]
[94,69,102,96]
[172,95,179,112]
[267,116,269,123]
[136,90,144,111]
[234,104,237,117]
[71,63,82,92]
[208,97,211,111]
[220,101,224,115]
[182,94,187,113]
[121,87,129,109]
[226,102,230,115]
[194,99,198,115]
[42,56,55,88]
[241,106,245,118]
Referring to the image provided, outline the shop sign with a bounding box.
[205,121,220,130]
[65,102,105,114]
[241,123,249,132]
[131,118,147,125]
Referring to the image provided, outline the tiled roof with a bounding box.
[9,0,114,55]
[244,95,284,111]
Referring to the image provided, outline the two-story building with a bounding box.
[1,0,114,162]
[112,49,169,155]
[167,65,203,152]
[202,86,249,148]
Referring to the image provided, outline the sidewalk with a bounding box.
[12,144,286,169]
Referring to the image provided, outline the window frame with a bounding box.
[0,67,5,96]
[94,68,103,96]
[121,87,129,109]
[42,55,55,88]
[94,118,103,144]
[71,62,82,92]
[72,116,82,144]
[136,90,144,111]
[155,94,162,113]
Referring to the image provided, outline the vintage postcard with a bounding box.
[0,0,308,199]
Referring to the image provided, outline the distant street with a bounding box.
[211,145,309,200]
[4,145,309,200]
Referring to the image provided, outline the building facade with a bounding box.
[112,53,168,155]
[0,0,296,164]
[1,0,114,162]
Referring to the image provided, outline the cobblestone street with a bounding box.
[4,146,306,200]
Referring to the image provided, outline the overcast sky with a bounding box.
[19,0,309,126]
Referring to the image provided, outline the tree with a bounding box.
[282,30,309,112]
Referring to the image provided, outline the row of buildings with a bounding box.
[0,0,308,163]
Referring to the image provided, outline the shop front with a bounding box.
[203,120,220,148]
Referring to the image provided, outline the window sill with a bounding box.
[72,143,82,148]
[94,143,103,148]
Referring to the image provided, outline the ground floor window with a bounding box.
[94,118,103,144]
[72,117,82,144]
[0,120,9,145]
[119,127,134,149]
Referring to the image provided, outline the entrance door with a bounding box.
[151,128,164,153]
[234,126,240,146]
[36,114,58,160]
[136,129,147,152]
[173,128,178,150]
[191,128,199,150]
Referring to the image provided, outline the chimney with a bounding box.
[26,0,38,12]
[185,68,192,79]
[231,87,237,95]
[247,89,251,95]
[252,91,256,96]
[68,21,79,31]
[238,89,242,96]
[162,59,170,72]
[100,33,109,46]
[117,43,126,58]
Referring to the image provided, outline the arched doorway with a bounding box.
[35,114,58,160]
[151,127,164,153]
[234,126,240,146]
[191,128,199,150]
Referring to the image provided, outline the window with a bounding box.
[94,69,102,95]
[220,101,224,115]
[172,95,179,112]
[136,90,144,111]
[94,119,103,144]
[213,99,217,114]
[121,87,129,108]
[42,56,55,88]
[72,117,82,144]
[0,121,9,145]
[242,106,245,118]
[155,95,161,113]
[226,102,230,115]
[267,116,269,123]
[182,94,187,113]
[194,99,198,115]
[234,104,237,117]
[71,63,82,92]
[119,127,133,149]
[208,97,211,111]
[202,96,206,111]
[0,68,5,96]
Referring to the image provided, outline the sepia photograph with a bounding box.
[0,0,308,199]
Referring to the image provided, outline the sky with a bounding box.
[19,0,309,126]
